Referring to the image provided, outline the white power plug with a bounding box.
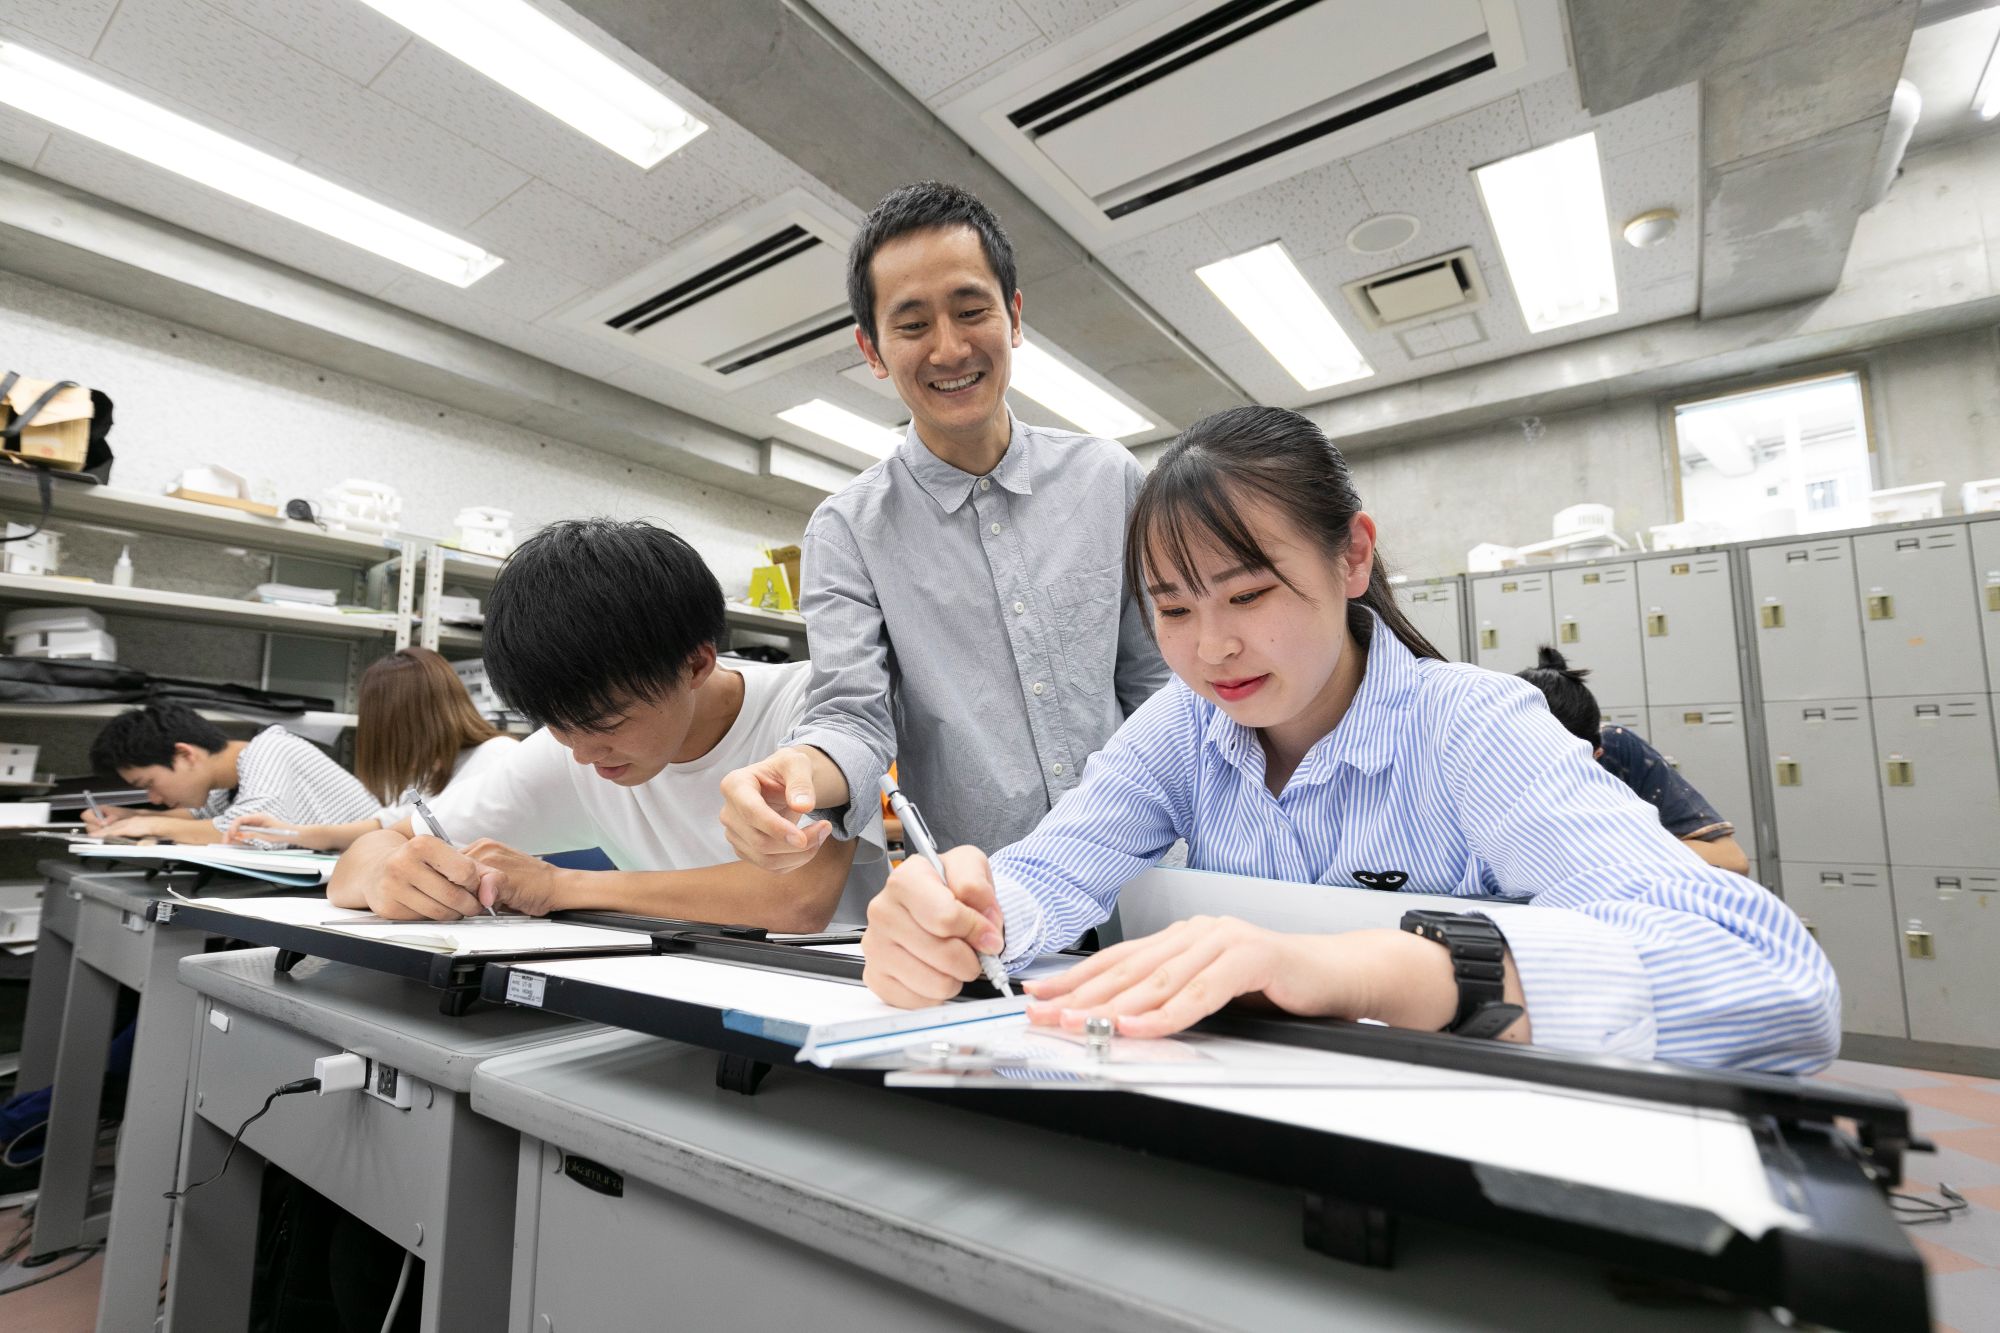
[312,1052,369,1095]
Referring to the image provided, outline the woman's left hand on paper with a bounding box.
[462,838,561,916]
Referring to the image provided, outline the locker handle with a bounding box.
[1558,621,1579,644]
[1885,760,1914,786]
[1915,704,1941,717]
[1785,550,1808,563]
[1894,537,1921,551]
[1480,628,1498,650]
[1818,872,1845,885]
[1936,877,1962,891]
[1582,572,1600,584]
[1803,708,1827,720]
[1905,928,1934,960]
[1646,613,1668,637]
[1670,562,1690,575]
[1775,761,1800,786]
[1759,604,1784,629]
[1501,581,1518,593]
[1866,594,1893,620]
[1987,585,2000,613]
[1800,918,1818,940]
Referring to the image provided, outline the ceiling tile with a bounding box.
[366,40,756,248]
[1199,160,1376,262]
[444,258,589,324]
[0,110,49,171]
[1595,83,1701,160]
[33,134,413,298]
[93,0,530,229]
[1518,71,1593,148]
[205,0,413,84]
[1348,94,1533,205]
[374,274,632,382]
[1603,132,1700,292]
[463,179,666,289]
[0,0,120,58]
[814,0,1046,101]
[1097,214,1250,349]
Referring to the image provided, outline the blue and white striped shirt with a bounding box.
[990,613,1841,1073]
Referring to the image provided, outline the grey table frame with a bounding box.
[18,861,281,1333]
[473,1030,1786,1333]
[163,949,598,1333]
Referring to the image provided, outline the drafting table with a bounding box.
[162,948,600,1332]
[16,860,296,1332]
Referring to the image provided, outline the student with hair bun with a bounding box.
[1516,646,1750,876]
[858,405,1838,1075]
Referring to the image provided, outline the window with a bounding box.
[1673,372,1874,538]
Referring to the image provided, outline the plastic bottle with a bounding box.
[112,546,133,587]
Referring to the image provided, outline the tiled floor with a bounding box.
[1,1061,1995,1332]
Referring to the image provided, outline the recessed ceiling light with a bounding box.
[357,0,706,169]
[1010,340,1154,439]
[1474,132,1620,334]
[1978,32,2000,120]
[1195,242,1373,391]
[778,399,902,459]
[0,42,502,286]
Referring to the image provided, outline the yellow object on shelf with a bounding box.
[747,543,801,612]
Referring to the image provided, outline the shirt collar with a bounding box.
[897,415,1035,514]
[1201,608,1424,782]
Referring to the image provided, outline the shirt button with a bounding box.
[1051,763,1064,776]
[979,478,991,491]
[989,522,1002,535]
[1013,600,1026,614]
[1032,681,1045,695]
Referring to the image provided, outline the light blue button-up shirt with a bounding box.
[991,613,1840,1073]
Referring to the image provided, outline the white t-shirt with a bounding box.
[375,734,520,828]
[427,659,884,916]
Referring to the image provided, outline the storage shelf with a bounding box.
[725,602,807,637]
[0,702,359,730]
[436,550,506,586]
[0,572,402,640]
[0,477,399,566]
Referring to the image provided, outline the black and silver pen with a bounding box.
[410,792,497,917]
[879,774,1011,996]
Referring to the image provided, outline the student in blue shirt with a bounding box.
[859,406,1839,1073]
[1517,647,1751,875]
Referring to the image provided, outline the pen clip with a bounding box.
[899,799,937,856]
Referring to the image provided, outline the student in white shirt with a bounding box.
[232,647,516,850]
[328,520,874,929]
[82,702,378,843]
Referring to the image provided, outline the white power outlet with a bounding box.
[363,1060,419,1110]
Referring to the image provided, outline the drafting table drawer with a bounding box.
[71,891,156,991]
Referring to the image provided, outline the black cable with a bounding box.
[1890,1182,1969,1225]
[163,1078,318,1200]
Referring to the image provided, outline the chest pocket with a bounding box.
[1047,567,1122,696]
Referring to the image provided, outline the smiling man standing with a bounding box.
[720,181,1169,883]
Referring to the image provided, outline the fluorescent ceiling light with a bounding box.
[779,399,902,460]
[1978,34,2000,120]
[0,42,501,287]
[1195,243,1372,391]
[1011,340,1153,439]
[1475,132,1620,334]
[357,0,706,168]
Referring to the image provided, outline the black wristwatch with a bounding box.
[1399,910,1525,1040]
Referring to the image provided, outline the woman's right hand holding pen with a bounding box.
[862,845,1007,1007]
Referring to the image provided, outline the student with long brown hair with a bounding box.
[232,647,515,850]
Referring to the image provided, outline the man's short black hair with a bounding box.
[847,181,1018,342]
[90,703,228,774]
[483,518,726,731]
[1516,646,1601,745]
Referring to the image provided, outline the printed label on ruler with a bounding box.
[506,972,546,1007]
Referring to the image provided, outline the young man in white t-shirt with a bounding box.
[328,520,875,929]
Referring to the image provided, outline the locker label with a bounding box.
[1775,761,1800,787]
[1759,604,1784,629]
[1885,760,1914,786]
[1905,929,1934,960]
[1558,621,1578,644]
[1867,594,1893,620]
[1646,613,1668,636]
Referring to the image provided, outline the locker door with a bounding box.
[1746,539,1867,700]
[1892,867,2000,1048]
[1637,553,1743,706]
[1972,520,2000,693]
[1854,524,1984,696]
[1471,572,1552,672]
[1764,700,1887,865]
[1783,864,1904,1037]
[1645,703,1757,862]
[1400,579,1465,662]
[1601,706,1646,738]
[1549,562,1646,708]
[1871,695,2000,867]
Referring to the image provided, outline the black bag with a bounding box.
[0,655,148,704]
[0,371,116,543]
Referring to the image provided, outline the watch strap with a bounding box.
[1399,910,1524,1039]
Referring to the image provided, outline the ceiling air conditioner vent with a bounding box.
[944,0,1564,244]
[1342,248,1488,329]
[562,191,857,389]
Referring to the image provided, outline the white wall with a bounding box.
[0,269,814,587]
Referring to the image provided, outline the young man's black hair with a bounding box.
[483,518,726,732]
[845,181,1018,341]
[1516,646,1601,745]
[90,702,228,775]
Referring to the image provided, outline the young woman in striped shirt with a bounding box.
[859,406,1840,1073]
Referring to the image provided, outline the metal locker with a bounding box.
[1891,866,2000,1048]
[1399,578,1465,662]
[1746,538,1868,701]
[1871,695,2000,868]
[1782,864,1905,1038]
[1854,523,1985,697]
[1972,519,2000,693]
[1470,571,1552,673]
[1636,552,1743,706]
[1601,706,1646,739]
[1645,703,1757,862]
[1549,562,1646,708]
[1764,700,1887,865]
